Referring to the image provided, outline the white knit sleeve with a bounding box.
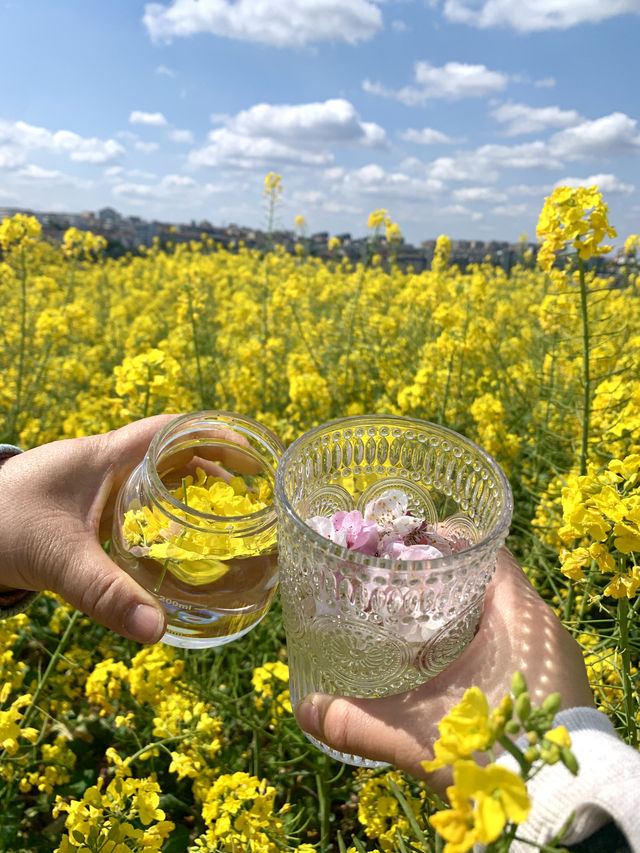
[495,707,640,852]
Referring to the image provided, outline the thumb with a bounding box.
[47,527,166,643]
[294,692,433,779]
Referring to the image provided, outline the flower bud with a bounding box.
[515,692,531,722]
[561,748,579,775]
[511,671,527,697]
[541,692,562,716]
[524,746,540,763]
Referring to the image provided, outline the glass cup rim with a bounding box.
[144,410,285,529]
[274,414,514,573]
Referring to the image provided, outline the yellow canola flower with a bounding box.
[367,208,390,230]
[122,468,274,585]
[422,687,493,772]
[536,185,616,272]
[264,171,282,199]
[431,761,530,851]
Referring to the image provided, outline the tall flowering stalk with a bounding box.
[537,187,617,624]
[536,186,616,477]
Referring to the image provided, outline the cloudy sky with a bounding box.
[1,0,640,245]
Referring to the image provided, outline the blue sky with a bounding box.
[1,0,640,245]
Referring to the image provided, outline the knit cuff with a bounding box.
[0,443,24,463]
[496,707,639,851]
[0,444,38,618]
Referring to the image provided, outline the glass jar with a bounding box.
[111,411,285,649]
[274,414,513,766]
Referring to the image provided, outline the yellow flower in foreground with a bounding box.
[432,761,530,851]
[429,786,478,853]
[422,687,493,772]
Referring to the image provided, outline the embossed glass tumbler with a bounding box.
[111,411,285,649]
[274,415,513,766]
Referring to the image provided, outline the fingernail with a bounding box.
[294,696,321,737]
[124,603,164,643]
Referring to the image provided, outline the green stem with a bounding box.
[154,559,171,594]
[315,758,331,852]
[185,275,205,408]
[21,609,81,729]
[617,595,637,747]
[577,257,590,476]
[497,735,530,776]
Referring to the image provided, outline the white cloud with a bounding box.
[168,128,194,144]
[491,203,529,216]
[491,102,582,136]
[391,18,408,31]
[328,163,445,201]
[189,99,386,171]
[135,141,160,153]
[442,0,640,32]
[398,127,459,145]
[156,64,176,76]
[452,186,508,202]
[129,111,168,126]
[439,203,483,220]
[112,173,217,204]
[0,119,124,166]
[363,60,508,106]
[189,127,333,169]
[143,0,382,47]
[555,173,635,194]
[549,112,640,160]
[106,166,157,181]
[230,100,387,148]
[15,164,92,189]
[426,140,563,185]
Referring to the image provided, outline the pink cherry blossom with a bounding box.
[331,510,379,555]
[305,488,468,561]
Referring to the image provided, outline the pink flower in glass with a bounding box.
[331,510,380,555]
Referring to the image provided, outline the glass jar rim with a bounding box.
[274,414,514,572]
[144,410,285,529]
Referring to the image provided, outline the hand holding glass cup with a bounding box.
[111,411,284,649]
[274,415,513,766]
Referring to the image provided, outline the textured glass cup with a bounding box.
[275,415,513,766]
[111,411,285,649]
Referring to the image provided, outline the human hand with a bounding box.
[294,549,594,793]
[0,416,180,643]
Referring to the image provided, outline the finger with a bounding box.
[45,528,166,643]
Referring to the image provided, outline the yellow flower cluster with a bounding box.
[536,185,617,272]
[559,454,640,597]
[122,468,275,584]
[152,691,223,800]
[0,211,42,250]
[193,771,287,853]
[356,771,427,852]
[53,773,174,853]
[251,660,292,725]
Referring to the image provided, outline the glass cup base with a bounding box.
[160,617,265,650]
[304,733,389,769]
